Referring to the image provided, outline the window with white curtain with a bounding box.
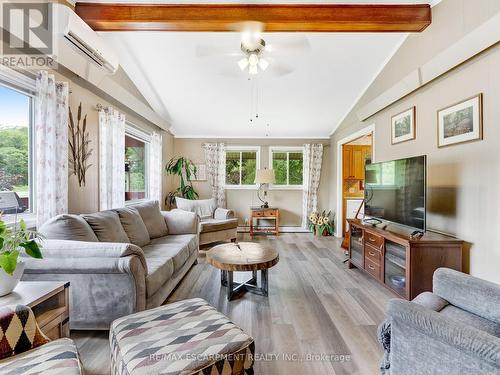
[224,146,260,188]
[0,83,35,219]
[269,146,304,189]
[125,124,150,202]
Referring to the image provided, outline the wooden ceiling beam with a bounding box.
[75,3,431,32]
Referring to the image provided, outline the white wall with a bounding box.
[330,0,500,283]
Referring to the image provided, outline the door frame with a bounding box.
[335,124,375,237]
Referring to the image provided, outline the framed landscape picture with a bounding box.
[437,94,483,148]
[391,106,416,144]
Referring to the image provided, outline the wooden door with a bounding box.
[342,146,353,179]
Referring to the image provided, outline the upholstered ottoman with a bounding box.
[110,298,255,375]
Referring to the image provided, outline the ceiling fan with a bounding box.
[196,21,311,77]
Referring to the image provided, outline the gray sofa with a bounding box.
[175,197,238,246]
[379,268,500,374]
[22,201,199,330]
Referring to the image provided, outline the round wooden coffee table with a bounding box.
[206,242,279,301]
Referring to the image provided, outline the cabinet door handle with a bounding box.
[368,264,375,270]
[369,251,376,256]
[368,238,376,242]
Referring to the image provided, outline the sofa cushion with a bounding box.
[142,234,198,273]
[38,214,98,242]
[439,305,500,338]
[132,201,168,239]
[114,207,150,247]
[176,197,216,219]
[0,337,83,375]
[82,211,130,243]
[199,218,238,234]
[144,257,174,298]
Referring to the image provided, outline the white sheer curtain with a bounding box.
[302,143,324,228]
[149,131,163,205]
[99,106,125,210]
[202,142,226,208]
[35,71,69,227]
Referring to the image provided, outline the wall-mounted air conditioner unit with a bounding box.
[52,4,118,83]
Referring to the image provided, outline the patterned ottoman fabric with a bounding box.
[0,338,83,375]
[110,298,255,375]
[0,304,50,360]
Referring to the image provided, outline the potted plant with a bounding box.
[165,157,199,208]
[0,216,43,296]
[308,211,335,237]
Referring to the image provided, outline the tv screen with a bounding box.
[364,155,426,230]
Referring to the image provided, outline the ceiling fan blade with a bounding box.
[266,37,311,54]
[267,62,295,77]
[228,21,265,33]
[196,44,241,58]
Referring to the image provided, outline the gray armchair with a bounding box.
[378,268,500,374]
[175,197,238,246]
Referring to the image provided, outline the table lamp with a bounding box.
[255,168,275,208]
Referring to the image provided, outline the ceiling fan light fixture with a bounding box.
[238,58,249,70]
[248,53,259,66]
[249,65,258,75]
[258,58,269,71]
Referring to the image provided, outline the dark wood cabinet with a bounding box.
[347,219,463,300]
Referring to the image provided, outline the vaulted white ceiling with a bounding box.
[97,1,438,138]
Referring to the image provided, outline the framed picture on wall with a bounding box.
[437,94,483,148]
[192,164,207,181]
[391,106,416,144]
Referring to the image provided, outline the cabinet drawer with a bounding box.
[253,211,264,217]
[364,257,381,280]
[264,210,277,217]
[364,245,381,265]
[365,231,384,250]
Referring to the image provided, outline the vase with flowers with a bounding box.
[308,211,335,237]
[0,215,43,296]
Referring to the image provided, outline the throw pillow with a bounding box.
[0,305,49,360]
[114,207,151,247]
[82,210,130,243]
[38,214,98,242]
[175,197,216,219]
[132,201,168,239]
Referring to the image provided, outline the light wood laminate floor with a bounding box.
[72,233,394,375]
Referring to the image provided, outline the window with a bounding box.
[225,147,260,188]
[125,126,150,202]
[0,84,34,217]
[270,147,303,188]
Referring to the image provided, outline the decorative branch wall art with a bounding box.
[69,102,93,186]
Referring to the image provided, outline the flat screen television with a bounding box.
[364,155,426,231]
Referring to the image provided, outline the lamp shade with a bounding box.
[255,169,275,184]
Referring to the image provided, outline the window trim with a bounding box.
[224,145,260,190]
[124,123,151,204]
[0,78,36,225]
[268,146,304,190]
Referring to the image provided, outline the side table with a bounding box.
[250,207,279,236]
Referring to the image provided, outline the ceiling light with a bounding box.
[258,58,269,71]
[238,58,249,70]
[249,65,258,75]
[248,53,259,66]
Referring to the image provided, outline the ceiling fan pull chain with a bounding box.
[255,77,259,119]
[249,77,254,124]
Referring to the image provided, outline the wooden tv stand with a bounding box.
[347,219,463,300]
